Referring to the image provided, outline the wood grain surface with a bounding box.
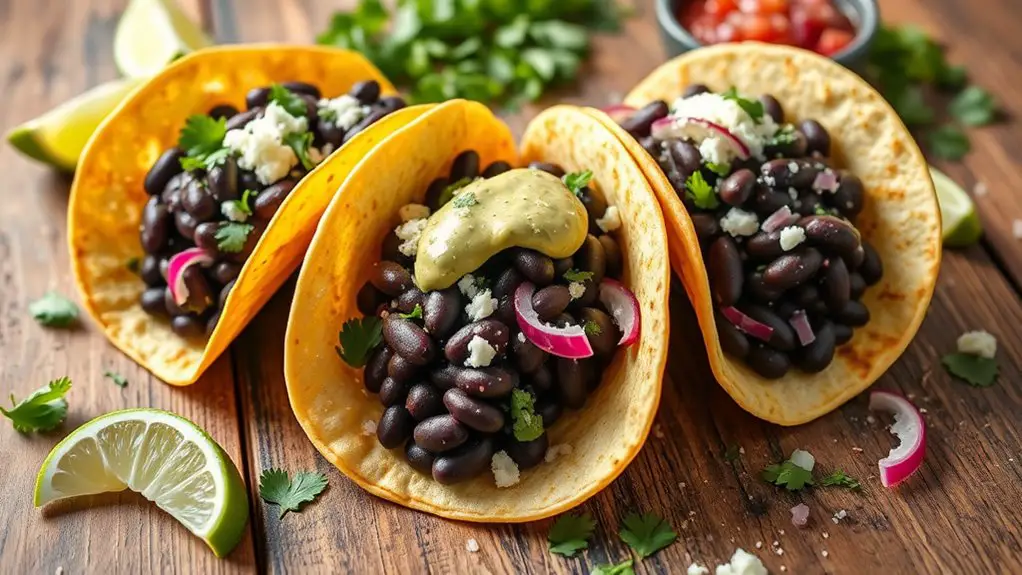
[1,0,1021,573]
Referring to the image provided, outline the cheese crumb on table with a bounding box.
[713,548,768,575]
[687,563,710,575]
[465,538,480,553]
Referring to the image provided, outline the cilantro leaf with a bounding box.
[928,125,971,160]
[762,460,814,491]
[336,316,383,368]
[283,131,316,170]
[583,320,602,336]
[178,115,228,171]
[214,222,254,253]
[949,86,996,127]
[820,469,861,490]
[510,388,544,442]
[230,189,257,217]
[451,191,478,209]
[258,468,328,518]
[942,352,999,387]
[398,304,423,320]
[438,177,473,207]
[562,170,593,196]
[104,371,128,388]
[685,170,719,210]
[29,292,79,328]
[268,84,309,118]
[619,512,677,558]
[547,512,595,557]
[766,124,797,147]
[722,87,764,121]
[705,161,731,177]
[591,559,634,575]
[1,377,72,433]
[936,64,967,91]
[563,269,594,283]
[887,85,934,127]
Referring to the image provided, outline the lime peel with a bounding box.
[929,166,983,247]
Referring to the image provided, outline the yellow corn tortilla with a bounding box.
[68,45,421,386]
[587,43,941,425]
[284,101,670,522]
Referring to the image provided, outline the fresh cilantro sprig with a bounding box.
[820,469,861,490]
[928,125,971,161]
[229,189,257,218]
[564,269,593,283]
[1,377,72,433]
[618,512,677,559]
[398,304,423,320]
[178,115,229,172]
[547,512,595,557]
[704,161,731,177]
[336,316,383,368]
[258,468,328,518]
[284,131,316,170]
[104,371,128,388]
[949,86,996,126]
[685,171,719,210]
[722,87,764,121]
[762,460,815,491]
[29,292,79,328]
[215,223,254,253]
[510,388,543,442]
[591,559,634,575]
[562,170,593,196]
[268,84,309,118]
[942,352,998,387]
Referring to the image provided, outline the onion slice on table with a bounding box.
[789,310,816,346]
[600,104,637,124]
[167,247,215,307]
[761,206,799,233]
[869,390,927,488]
[514,282,593,359]
[721,306,774,343]
[812,170,840,193]
[650,117,751,159]
[790,503,810,528]
[598,278,641,347]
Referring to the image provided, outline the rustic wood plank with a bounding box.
[0,0,256,572]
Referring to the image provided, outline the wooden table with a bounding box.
[2,1,1021,573]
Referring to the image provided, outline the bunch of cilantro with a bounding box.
[317,0,627,108]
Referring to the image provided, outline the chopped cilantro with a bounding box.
[762,460,815,491]
[705,161,731,177]
[547,512,595,557]
[813,204,832,216]
[29,292,79,328]
[510,388,543,442]
[888,85,934,127]
[591,559,634,575]
[438,177,473,207]
[583,320,602,336]
[820,469,861,490]
[685,170,719,210]
[562,170,593,196]
[451,191,478,209]
[259,468,328,518]
[1,377,72,433]
[722,87,764,121]
[230,189,257,217]
[284,131,316,170]
[618,512,677,558]
[214,222,254,253]
[335,316,383,368]
[949,86,996,127]
[563,269,593,283]
[766,124,797,147]
[104,370,128,388]
[178,115,228,172]
[268,84,309,118]
[398,304,423,320]
[942,352,998,387]
[928,125,971,160]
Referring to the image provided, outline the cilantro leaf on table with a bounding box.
[820,469,861,490]
[591,559,634,575]
[685,170,719,210]
[214,222,254,253]
[510,388,543,442]
[178,115,228,171]
[942,352,999,387]
[29,292,79,328]
[949,86,996,127]
[104,371,128,388]
[618,512,677,558]
[564,269,594,283]
[762,460,814,491]
[562,170,593,196]
[722,87,764,121]
[398,304,423,320]
[1,377,72,433]
[269,84,310,118]
[547,512,595,557]
[258,468,328,518]
[928,125,971,160]
[886,85,935,127]
[283,131,316,170]
[335,316,383,368]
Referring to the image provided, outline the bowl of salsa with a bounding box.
[655,0,878,67]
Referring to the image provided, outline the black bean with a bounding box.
[532,285,571,321]
[140,197,171,253]
[715,311,750,359]
[422,288,462,339]
[661,140,702,190]
[556,358,589,408]
[387,353,422,384]
[579,186,609,234]
[493,267,524,300]
[377,406,415,449]
[181,180,216,221]
[682,84,710,97]
[349,80,380,103]
[173,211,199,240]
[579,308,619,355]
[395,287,424,314]
[444,319,510,365]
[218,280,235,309]
[530,364,553,393]
[822,257,851,312]
[237,170,260,193]
[253,180,297,220]
[170,314,204,339]
[443,388,504,433]
[193,222,221,254]
[281,81,320,99]
[577,235,607,284]
[640,136,659,157]
[377,95,406,113]
[144,149,184,196]
[404,441,435,475]
[208,157,239,202]
[245,87,270,109]
[414,414,469,453]
[380,232,412,267]
[204,311,221,336]
[746,344,790,379]
[795,193,821,216]
[764,130,808,160]
[834,300,870,327]
[774,301,800,319]
[745,271,784,303]
[833,323,854,345]
[799,120,831,156]
[513,249,555,285]
[848,245,865,270]
[140,255,163,286]
[226,108,260,131]
[495,295,517,326]
[224,220,265,263]
[356,282,384,316]
[752,186,794,217]
[746,230,785,261]
[759,95,785,124]
[317,118,345,149]
[140,287,168,316]
[849,272,866,300]
[454,367,515,398]
[762,248,823,291]
[432,437,494,485]
[598,236,622,278]
[859,242,883,285]
[620,100,669,138]
[708,236,743,306]
[504,433,549,470]
[512,336,547,374]
[482,161,512,178]
[370,261,413,296]
[527,161,565,177]
[800,215,860,261]
[379,377,410,406]
[742,304,796,351]
[206,104,237,120]
[364,346,392,393]
[536,400,562,427]
[831,172,864,218]
[179,266,214,314]
[449,150,480,182]
[797,321,836,373]
[423,177,449,211]
[691,213,720,241]
[405,383,445,421]
[719,169,756,206]
[761,158,819,189]
[382,316,435,365]
[429,365,461,390]
[343,108,389,144]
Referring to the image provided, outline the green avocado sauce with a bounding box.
[414,168,589,291]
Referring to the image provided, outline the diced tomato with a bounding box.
[769,13,795,44]
[705,0,739,17]
[790,6,824,47]
[757,0,790,14]
[816,28,855,55]
[740,14,774,41]
[716,22,739,42]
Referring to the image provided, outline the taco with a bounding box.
[588,43,941,425]
[284,100,669,522]
[69,45,425,386]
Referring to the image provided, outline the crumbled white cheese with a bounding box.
[670,92,779,162]
[957,330,997,359]
[399,203,431,222]
[517,332,526,343]
[568,282,586,300]
[714,549,768,575]
[787,187,799,200]
[832,509,848,524]
[458,274,480,298]
[720,207,759,237]
[491,450,520,487]
[788,161,800,173]
[221,201,249,223]
[596,205,622,232]
[465,538,480,553]
[465,335,497,368]
[318,94,370,131]
[395,218,428,257]
[223,102,307,185]
[790,449,815,471]
[465,289,497,321]
[687,563,710,575]
[361,419,377,436]
[544,443,573,463]
[779,226,806,251]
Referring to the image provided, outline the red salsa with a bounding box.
[678,0,857,57]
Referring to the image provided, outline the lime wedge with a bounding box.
[6,78,142,171]
[114,0,212,78]
[34,409,249,557]
[930,166,983,247]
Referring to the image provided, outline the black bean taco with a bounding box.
[284,100,670,521]
[69,45,427,385]
[588,43,941,425]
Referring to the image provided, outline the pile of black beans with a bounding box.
[137,80,404,339]
[356,152,626,484]
[617,85,883,379]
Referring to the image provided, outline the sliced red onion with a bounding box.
[761,206,799,233]
[721,306,774,343]
[598,278,641,347]
[790,503,810,528]
[869,390,927,488]
[650,117,750,159]
[514,282,593,359]
[167,247,214,307]
[812,170,840,193]
[600,104,637,124]
[789,310,816,346]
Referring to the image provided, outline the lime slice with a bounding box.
[6,78,142,171]
[930,166,983,247]
[114,0,212,78]
[34,409,248,557]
